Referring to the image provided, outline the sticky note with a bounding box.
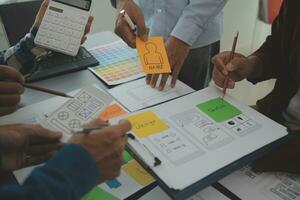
[197,98,242,122]
[81,187,119,200]
[136,37,171,74]
[100,103,127,121]
[123,150,133,163]
[127,111,169,138]
[123,160,154,186]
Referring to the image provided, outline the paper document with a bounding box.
[41,86,112,142]
[220,165,300,200]
[113,86,288,193]
[89,40,144,85]
[108,77,194,112]
[138,186,230,200]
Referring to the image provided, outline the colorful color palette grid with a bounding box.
[89,40,144,85]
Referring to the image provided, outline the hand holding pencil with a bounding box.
[211,33,256,97]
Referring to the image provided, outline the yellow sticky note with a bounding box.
[127,111,169,138]
[123,160,154,186]
[99,103,127,121]
[136,37,171,74]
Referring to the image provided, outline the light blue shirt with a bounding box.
[134,0,227,49]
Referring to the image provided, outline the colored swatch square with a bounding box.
[197,98,242,122]
[136,37,171,74]
[127,111,169,138]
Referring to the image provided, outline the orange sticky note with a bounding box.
[136,37,171,74]
[99,103,127,121]
[127,111,169,138]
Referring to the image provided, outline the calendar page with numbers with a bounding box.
[34,0,91,56]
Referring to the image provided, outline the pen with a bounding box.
[73,123,110,134]
[23,83,74,98]
[222,32,239,99]
[120,9,136,31]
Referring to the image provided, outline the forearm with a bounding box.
[245,56,264,82]
[171,0,228,46]
[0,144,99,200]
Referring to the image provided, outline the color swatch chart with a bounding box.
[89,40,145,85]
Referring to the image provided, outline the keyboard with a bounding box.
[26,47,99,82]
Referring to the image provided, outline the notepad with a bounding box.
[136,37,171,74]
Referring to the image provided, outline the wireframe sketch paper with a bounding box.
[219,165,300,200]
[136,37,171,74]
[139,186,230,200]
[41,86,112,141]
[108,77,195,112]
[112,86,288,193]
[5,86,112,183]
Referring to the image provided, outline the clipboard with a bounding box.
[125,131,292,200]
[111,86,291,200]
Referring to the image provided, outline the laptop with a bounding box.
[25,47,99,82]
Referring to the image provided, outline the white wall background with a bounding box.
[0,0,276,105]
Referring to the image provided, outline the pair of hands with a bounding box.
[115,0,190,90]
[1,119,131,184]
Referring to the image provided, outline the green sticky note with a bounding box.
[197,98,242,122]
[123,150,133,163]
[81,187,119,200]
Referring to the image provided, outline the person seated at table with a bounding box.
[0,0,93,116]
[0,0,93,76]
[212,0,300,174]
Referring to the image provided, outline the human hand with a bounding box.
[211,52,260,89]
[0,124,63,170]
[69,119,131,183]
[146,36,190,91]
[0,66,25,116]
[33,0,94,44]
[115,0,148,48]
